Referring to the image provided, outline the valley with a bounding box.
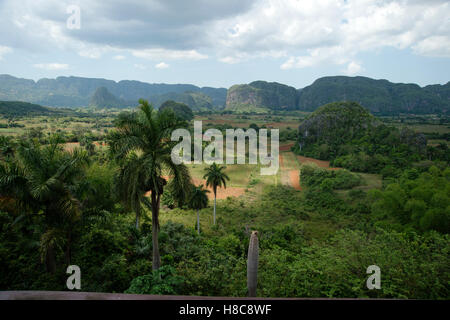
[0,93,448,300]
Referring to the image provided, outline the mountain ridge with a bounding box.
[1,74,449,114]
[0,74,227,109]
[297,76,450,114]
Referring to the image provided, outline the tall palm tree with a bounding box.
[108,99,192,271]
[203,163,229,225]
[189,184,209,235]
[0,136,88,273]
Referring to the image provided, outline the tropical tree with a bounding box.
[108,99,192,271]
[80,136,96,156]
[189,184,209,234]
[0,136,89,273]
[0,136,16,161]
[203,163,229,225]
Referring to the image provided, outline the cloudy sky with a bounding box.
[0,0,449,88]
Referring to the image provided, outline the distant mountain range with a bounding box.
[0,74,448,114]
[227,77,450,115]
[0,74,227,110]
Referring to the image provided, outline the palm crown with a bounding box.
[203,163,229,195]
[0,135,89,272]
[189,184,209,210]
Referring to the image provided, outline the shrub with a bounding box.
[126,265,184,295]
[300,163,362,190]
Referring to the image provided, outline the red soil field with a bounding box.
[279,143,295,152]
[289,170,301,190]
[145,177,246,200]
[192,178,246,200]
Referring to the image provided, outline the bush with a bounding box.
[300,163,362,190]
[370,166,450,233]
[126,265,185,295]
[258,229,449,299]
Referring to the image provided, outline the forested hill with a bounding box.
[89,87,129,109]
[0,101,54,116]
[226,81,299,111]
[298,76,450,115]
[227,77,449,114]
[294,101,430,173]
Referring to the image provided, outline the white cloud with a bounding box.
[33,63,69,70]
[113,55,126,60]
[132,48,208,61]
[78,48,103,59]
[0,46,12,60]
[155,62,169,69]
[344,61,364,76]
[412,36,450,58]
[219,54,250,64]
[209,0,450,69]
[281,46,350,70]
[0,0,449,70]
[133,64,146,70]
[219,56,241,64]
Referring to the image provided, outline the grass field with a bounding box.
[197,113,307,130]
[0,112,117,137]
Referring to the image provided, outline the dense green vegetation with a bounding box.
[300,163,363,191]
[294,101,449,174]
[0,101,54,116]
[300,162,449,234]
[298,76,450,115]
[369,166,450,234]
[159,100,194,121]
[0,100,448,299]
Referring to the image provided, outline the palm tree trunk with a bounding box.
[46,245,56,274]
[65,231,72,265]
[247,231,259,297]
[135,204,140,229]
[197,209,200,235]
[151,192,161,271]
[213,193,216,225]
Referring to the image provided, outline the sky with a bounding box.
[0,0,449,89]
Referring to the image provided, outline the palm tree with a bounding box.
[80,136,95,156]
[0,136,88,273]
[203,163,229,225]
[0,136,16,160]
[189,184,209,235]
[108,99,192,271]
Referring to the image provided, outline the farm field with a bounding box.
[197,112,308,130]
[0,112,118,138]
